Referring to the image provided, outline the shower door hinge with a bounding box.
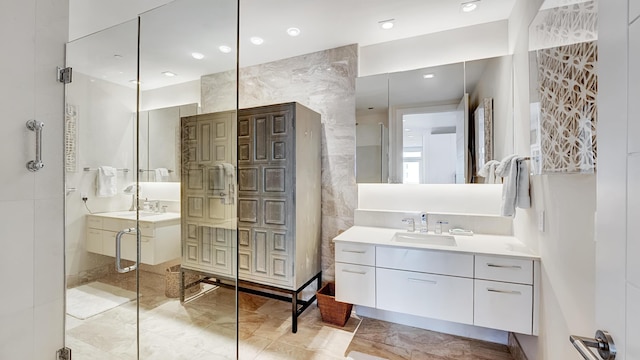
[58,66,73,84]
[57,347,71,360]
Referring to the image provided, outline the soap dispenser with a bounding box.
[420,212,428,233]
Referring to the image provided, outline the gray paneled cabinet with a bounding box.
[237,103,322,290]
[181,103,321,292]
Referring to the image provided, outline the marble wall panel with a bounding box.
[201,44,358,281]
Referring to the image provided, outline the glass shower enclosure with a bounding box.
[63,0,239,358]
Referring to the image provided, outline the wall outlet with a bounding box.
[81,192,88,200]
[538,211,545,232]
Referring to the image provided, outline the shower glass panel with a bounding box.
[64,0,239,358]
[139,0,238,357]
[64,18,141,359]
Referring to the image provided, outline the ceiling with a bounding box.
[68,0,518,90]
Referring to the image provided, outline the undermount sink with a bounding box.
[392,232,457,246]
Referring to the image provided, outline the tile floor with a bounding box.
[65,271,515,360]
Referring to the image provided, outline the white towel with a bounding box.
[154,168,169,182]
[478,160,500,184]
[221,163,235,204]
[96,166,117,197]
[495,155,530,217]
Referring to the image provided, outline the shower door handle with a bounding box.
[570,330,616,360]
[115,227,138,273]
[26,119,45,172]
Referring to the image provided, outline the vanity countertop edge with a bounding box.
[333,226,540,260]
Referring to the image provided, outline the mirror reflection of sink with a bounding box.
[392,232,457,246]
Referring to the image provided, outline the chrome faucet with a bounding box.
[402,218,415,232]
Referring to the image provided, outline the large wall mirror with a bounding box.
[356,55,513,184]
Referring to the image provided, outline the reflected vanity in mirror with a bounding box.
[356,55,513,184]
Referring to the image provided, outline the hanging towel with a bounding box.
[221,163,236,204]
[478,160,500,184]
[154,168,169,182]
[495,155,531,217]
[96,166,117,197]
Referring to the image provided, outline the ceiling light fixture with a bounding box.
[219,45,232,53]
[379,19,395,30]
[128,79,142,85]
[461,0,480,12]
[287,27,301,37]
[162,71,177,77]
[250,36,264,45]
[191,52,205,60]
[423,73,435,79]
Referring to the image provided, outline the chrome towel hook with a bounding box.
[26,119,45,172]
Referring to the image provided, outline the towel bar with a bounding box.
[83,167,129,172]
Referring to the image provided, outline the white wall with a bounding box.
[359,20,510,77]
[510,0,597,359]
[0,0,68,359]
[140,79,201,112]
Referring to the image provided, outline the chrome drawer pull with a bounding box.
[487,288,521,295]
[342,269,366,275]
[487,263,522,269]
[408,278,437,285]
[342,249,366,254]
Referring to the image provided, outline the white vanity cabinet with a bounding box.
[335,242,376,307]
[86,213,181,265]
[473,255,534,334]
[334,231,539,335]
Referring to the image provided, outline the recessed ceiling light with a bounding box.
[191,52,205,60]
[219,45,232,53]
[461,0,479,12]
[162,71,177,77]
[129,79,142,84]
[423,73,435,79]
[250,36,264,45]
[379,19,395,30]
[287,27,301,37]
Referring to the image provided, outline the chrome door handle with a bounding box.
[26,120,45,171]
[115,227,138,273]
[570,330,616,360]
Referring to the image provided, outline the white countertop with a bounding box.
[333,226,539,260]
[91,211,180,223]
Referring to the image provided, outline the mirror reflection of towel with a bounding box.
[96,166,117,197]
[155,168,169,182]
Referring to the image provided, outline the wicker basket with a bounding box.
[316,282,353,327]
[165,265,202,298]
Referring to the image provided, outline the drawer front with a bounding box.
[335,262,376,307]
[86,229,103,253]
[335,242,375,266]
[86,216,103,230]
[376,268,473,325]
[474,279,533,334]
[138,221,155,237]
[376,247,473,278]
[102,231,137,258]
[475,255,533,284]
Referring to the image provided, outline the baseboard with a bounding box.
[508,332,529,360]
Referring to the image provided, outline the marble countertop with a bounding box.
[333,226,539,260]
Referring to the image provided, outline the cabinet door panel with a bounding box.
[376,268,473,325]
[335,262,376,307]
[474,279,533,334]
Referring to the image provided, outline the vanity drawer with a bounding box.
[86,216,103,230]
[335,262,376,307]
[376,247,473,278]
[335,242,375,266]
[474,279,533,334]
[376,268,473,325]
[475,255,533,284]
[86,229,102,253]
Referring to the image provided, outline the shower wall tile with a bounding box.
[202,45,358,281]
[34,298,64,360]
[34,198,64,306]
[0,308,34,360]
[0,200,35,317]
